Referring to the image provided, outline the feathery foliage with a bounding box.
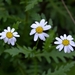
[0,0,75,75]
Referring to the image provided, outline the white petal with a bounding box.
[7,27,11,32]
[14,34,20,37]
[40,19,47,26]
[12,37,16,42]
[56,44,63,50]
[67,35,73,40]
[70,41,75,47]
[11,28,15,32]
[42,33,49,37]
[13,32,20,37]
[30,29,36,35]
[0,32,6,39]
[4,37,8,43]
[43,25,51,31]
[38,33,45,41]
[11,41,15,46]
[60,35,64,40]
[7,39,11,44]
[31,24,38,28]
[34,33,38,41]
[54,41,62,44]
[35,21,40,26]
[55,37,62,42]
[68,45,74,51]
[13,32,18,35]
[10,37,16,46]
[4,29,8,32]
[66,47,71,53]
[0,33,2,35]
[63,34,67,39]
[64,46,68,53]
[59,44,64,51]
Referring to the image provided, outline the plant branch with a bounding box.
[61,0,75,24]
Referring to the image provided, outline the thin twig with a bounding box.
[61,0,75,24]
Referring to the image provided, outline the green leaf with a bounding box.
[26,0,42,11]
[4,45,41,58]
[0,8,8,22]
[49,19,53,26]
[5,0,11,4]
[4,47,22,57]
[43,28,56,51]
[13,21,21,30]
[42,62,75,75]
[41,13,46,19]
[35,49,75,63]
[52,62,75,75]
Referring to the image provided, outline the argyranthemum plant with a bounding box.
[0,27,20,46]
[30,19,51,41]
[54,34,75,53]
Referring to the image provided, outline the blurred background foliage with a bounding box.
[0,0,75,75]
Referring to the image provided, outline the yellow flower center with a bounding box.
[6,32,13,38]
[62,39,70,46]
[36,26,43,33]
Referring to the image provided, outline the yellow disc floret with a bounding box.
[6,32,13,38]
[62,39,70,46]
[36,26,43,33]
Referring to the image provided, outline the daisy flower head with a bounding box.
[30,19,51,41]
[0,27,20,46]
[54,34,75,53]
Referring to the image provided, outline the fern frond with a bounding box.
[4,47,22,57]
[36,50,75,63]
[42,62,75,75]
[4,45,75,64]
[4,46,41,58]
[43,27,56,51]
[26,0,42,11]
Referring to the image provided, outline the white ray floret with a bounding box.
[54,34,75,53]
[30,19,51,41]
[0,27,20,46]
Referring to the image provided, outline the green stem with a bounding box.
[61,0,75,24]
[18,66,25,75]
[17,60,27,75]
[33,58,38,75]
[35,39,39,48]
[49,0,67,18]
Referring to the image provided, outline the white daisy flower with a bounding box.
[30,19,51,41]
[0,27,20,46]
[54,34,75,53]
